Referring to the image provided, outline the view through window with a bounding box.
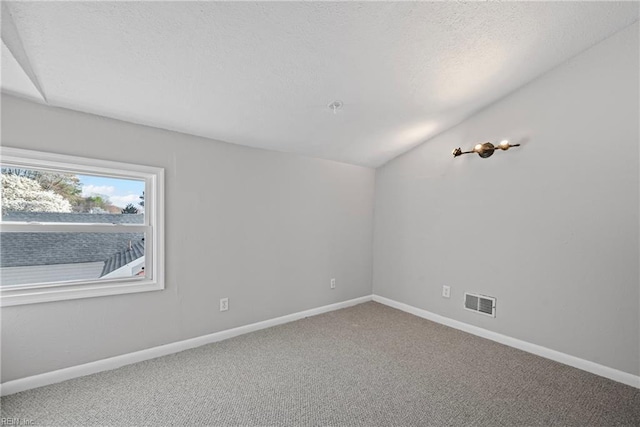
[0,148,164,305]
[1,168,146,286]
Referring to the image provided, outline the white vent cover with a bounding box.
[464,293,496,317]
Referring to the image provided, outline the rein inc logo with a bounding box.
[1,419,34,426]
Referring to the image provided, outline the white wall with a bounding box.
[2,21,638,386]
[373,23,639,376]
[0,95,375,382]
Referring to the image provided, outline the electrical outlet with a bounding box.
[220,298,229,311]
[330,278,336,289]
[442,285,450,298]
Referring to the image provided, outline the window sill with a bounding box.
[0,279,164,307]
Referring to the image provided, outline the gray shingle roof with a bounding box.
[100,239,145,277]
[1,212,144,268]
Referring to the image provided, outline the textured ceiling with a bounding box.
[2,2,638,167]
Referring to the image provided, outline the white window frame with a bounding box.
[0,147,164,306]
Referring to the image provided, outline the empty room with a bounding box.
[1,1,639,426]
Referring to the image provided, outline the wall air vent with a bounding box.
[464,292,496,317]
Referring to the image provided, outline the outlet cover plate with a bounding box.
[442,285,450,298]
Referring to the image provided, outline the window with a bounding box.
[0,147,164,306]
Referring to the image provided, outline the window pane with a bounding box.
[0,232,145,287]
[1,167,145,222]
[1,148,163,306]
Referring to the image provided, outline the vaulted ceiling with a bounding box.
[2,2,638,167]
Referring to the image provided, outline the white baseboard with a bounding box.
[372,294,640,389]
[4,293,637,396]
[0,295,372,396]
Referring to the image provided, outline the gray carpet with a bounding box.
[2,302,639,426]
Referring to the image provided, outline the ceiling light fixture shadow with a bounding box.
[328,100,343,114]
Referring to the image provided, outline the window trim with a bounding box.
[0,147,165,306]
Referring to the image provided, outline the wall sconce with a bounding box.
[452,140,520,158]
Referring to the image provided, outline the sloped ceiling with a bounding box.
[1,2,638,167]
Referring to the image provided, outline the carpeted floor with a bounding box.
[2,302,639,426]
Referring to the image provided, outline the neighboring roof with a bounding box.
[101,239,145,277]
[1,212,143,268]
[1,262,104,287]
[2,212,143,224]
